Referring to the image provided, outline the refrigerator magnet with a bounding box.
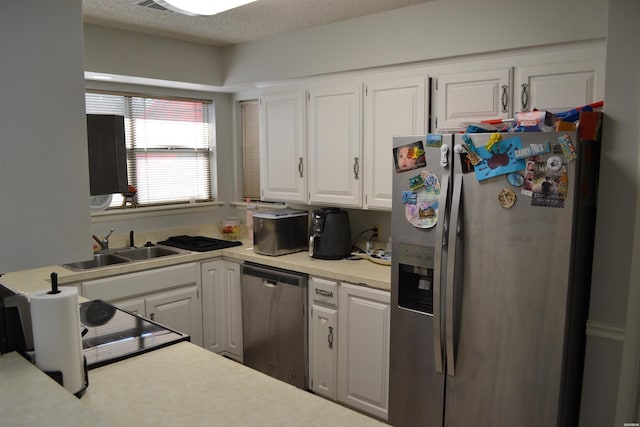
[405,173,440,228]
[506,173,525,187]
[402,191,417,204]
[558,135,577,162]
[394,140,427,173]
[425,134,443,147]
[498,188,517,209]
[409,174,425,190]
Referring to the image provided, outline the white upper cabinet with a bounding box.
[363,76,427,210]
[514,58,605,113]
[432,68,513,132]
[307,84,363,207]
[259,90,307,203]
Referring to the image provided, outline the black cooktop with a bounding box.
[157,235,242,252]
[80,300,189,370]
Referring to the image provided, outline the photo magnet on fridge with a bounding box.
[394,140,427,173]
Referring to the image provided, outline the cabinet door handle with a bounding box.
[315,288,333,298]
[501,85,509,113]
[150,313,155,321]
[328,326,334,349]
[521,83,529,112]
[353,157,360,180]
[298,157,304,178]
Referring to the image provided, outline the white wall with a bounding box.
[581,1,640,425]
[84,24,227,87]
[222,0,607,86]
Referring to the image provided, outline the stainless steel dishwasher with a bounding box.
[240,262,308,389]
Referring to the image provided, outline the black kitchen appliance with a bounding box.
[308,208,352,260]
[157,235,242,252]
[0,283,33,356]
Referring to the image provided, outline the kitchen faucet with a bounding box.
[93,228,114,251]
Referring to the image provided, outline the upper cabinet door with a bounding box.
[363,76,427,210]
[308,84,363,207]
[514,58,605,113]
[259,90,307,203]
[432,68,512,132]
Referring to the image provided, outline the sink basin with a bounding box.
[113,246,183,260]
[62,253,130,271]
[62,245,187,271]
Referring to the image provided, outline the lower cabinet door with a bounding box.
[338,282,390,420]
[310,303,338,400]
[145,285,203,347]
[112,297,146,317]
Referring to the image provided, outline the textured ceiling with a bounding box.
[82,0,433,47]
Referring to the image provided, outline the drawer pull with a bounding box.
[328,326,334,349]
[315,288,334,298]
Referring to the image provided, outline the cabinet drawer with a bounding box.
[310,277,338,306]
[82,263,197,301]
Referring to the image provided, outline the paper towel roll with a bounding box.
[30,286,85,394]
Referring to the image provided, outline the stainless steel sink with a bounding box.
[62,245,187,271]
[62,253,130,271]
[113,246,184,260]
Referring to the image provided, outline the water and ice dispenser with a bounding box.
[396,242,435,314]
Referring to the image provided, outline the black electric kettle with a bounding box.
[308,208,352,260]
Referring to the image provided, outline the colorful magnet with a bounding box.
[558,135,577,162]
[530,157,569,208]
[402,191,417,204]
[546,156,563,172]
[473,136,526,182]
[498,188,517,209]
[460,135,483,165]
[394,140,427,173]
[409,174,425,190]
[406,171,440,228]
[485,133,502,153]
[514,142,551,159]
[506,173,525,187]
[426,134,443,147]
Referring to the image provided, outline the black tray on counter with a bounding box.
[157,235,242,252]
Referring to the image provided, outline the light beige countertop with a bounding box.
[1,241,390,297]
[1,343,386,426]
[0,352,109,427]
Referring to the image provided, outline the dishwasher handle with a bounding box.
[241,263,308,287]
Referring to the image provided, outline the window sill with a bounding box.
[91,201,225,223]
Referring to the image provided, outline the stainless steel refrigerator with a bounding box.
[389,126,600,426]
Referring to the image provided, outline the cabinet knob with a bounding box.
[150,313,155,321]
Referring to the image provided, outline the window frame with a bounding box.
[85,88,216,210]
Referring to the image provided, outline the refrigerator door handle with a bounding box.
[432,173,450,374]
[445,173,463,376]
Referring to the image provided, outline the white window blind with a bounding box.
[241,100,260,199]
[85,92,213,207]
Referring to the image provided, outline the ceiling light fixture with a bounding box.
[153,0,258,16]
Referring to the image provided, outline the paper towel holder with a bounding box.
[37,273,89,398]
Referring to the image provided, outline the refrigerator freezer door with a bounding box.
[389,135,452,427]
[443,132,578,425]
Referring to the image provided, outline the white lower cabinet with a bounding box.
[81,263,203,347]
[310,277,339,400]
[201,260,243,361]
[309,277,390,421]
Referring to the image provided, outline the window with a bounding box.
[85,91,214,207]
[241,100,260,200]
